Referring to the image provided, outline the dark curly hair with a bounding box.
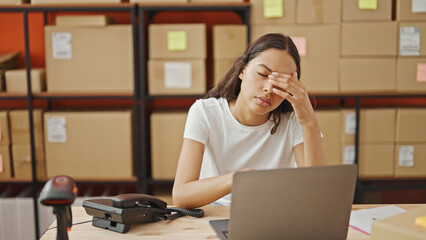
[205,33,301,134]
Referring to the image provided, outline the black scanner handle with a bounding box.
[112,193,168,209]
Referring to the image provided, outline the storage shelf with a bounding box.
[0,93,28,99]
[33,92,135,99]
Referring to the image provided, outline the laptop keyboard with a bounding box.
[222,230,229,239]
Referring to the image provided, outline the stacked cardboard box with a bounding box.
[213,25,247,87]
[5,69,46,93]
[44,111,133,180]
[0,111,12,180]
[340,0,396,93]
[341,108,396,178]
[0,52,19,92]
[44,15,133,93]
[395,108,426,178]
[315,110,342,165]
[9,110,46,180]
[250,0,340,93]
[396,0,426,93]
[32,0,121,4]
[148,24,207,95]
[150,112,187,180]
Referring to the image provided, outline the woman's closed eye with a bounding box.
[257,72,269,78]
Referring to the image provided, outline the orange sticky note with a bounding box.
[416,63,426,82]
[0,154,3,173]
[291,37,307,56]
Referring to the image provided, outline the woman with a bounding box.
[172,33,326,209]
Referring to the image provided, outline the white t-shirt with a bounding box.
[183,97,304,205]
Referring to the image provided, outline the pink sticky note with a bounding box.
[417,63,426,82]
[0,154,3,173]
[291,37,307,56]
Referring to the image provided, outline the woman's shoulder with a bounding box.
[192,97,227,109]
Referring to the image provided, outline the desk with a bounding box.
[41,204,422,239]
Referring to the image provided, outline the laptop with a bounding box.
[209,164,358,240]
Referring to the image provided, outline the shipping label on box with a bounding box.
[400,26,420,56]
[395,144,426,178]
[164,62,192,89]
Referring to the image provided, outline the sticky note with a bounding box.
[412,0,426,13]
[263,0,284,18]
[416,63,426,82]
[415,216,426,228]
[164,62,192,89]
[0,154,3,173]
[167,31,187,51]
[291,37,307,56]
[358,0,377,10]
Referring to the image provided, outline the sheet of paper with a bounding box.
[167,31,187,51]
[412,0,426,13]
[399,26,420,56]
[358,0,377,10]
[398,145,414,167]
[52,32,72,59]
[343,145,355,165]
[291,37,307,56]
[263,0,284,18]
[345,112,356,134]
[47,117,67,143]
[164,62,192,89]
[350,205,406,235]
[417,63,426,82]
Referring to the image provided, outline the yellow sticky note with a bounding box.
[167,31,187,51]
[415,215,426,228]
[291,37,307,56]
[358,0,378,10]
[416,63,426,82]
[263,0,284,18]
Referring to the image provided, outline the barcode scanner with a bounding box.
[39,175,77,240]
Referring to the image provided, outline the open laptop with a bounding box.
[209,164,358,240]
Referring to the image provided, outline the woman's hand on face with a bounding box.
[268,72,315,125]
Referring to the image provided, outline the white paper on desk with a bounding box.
[349,205,406,235]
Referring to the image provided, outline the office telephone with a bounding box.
[83,193,204,233]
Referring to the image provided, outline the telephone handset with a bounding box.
[83,193,204,233]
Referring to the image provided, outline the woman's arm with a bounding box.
[269,72,326,167]
[172,138,234,209]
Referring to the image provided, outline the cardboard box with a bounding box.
[191,0,242,2]
[55,15,114,27]
[151,111,187,180]
[358,144,395,178]
[32,0,121,4]
[214,58,234,87]
[315,110,342,165]
[341,22,397,56]
[251,24,340,93]
[296,0,341,24]
[44,111,133,179]
[0,111,11,145]
[9,110,44,147]
[359,108,396,143]
[149,24,206,59]
[396,0,426,21]
[250,0,296,24]
[5,68,46,93]
[371,205,426,240]
[396,108,426,143]
[213,25,247,59]
[44,25,134,93]
[148,59,206,95]
[0,145,12,179]
[395,144,426,178]
[12,144,46,180]
[396,58,426,92]
[342,0,392,21]
[340,58,396,93]
[399,22,426,57]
